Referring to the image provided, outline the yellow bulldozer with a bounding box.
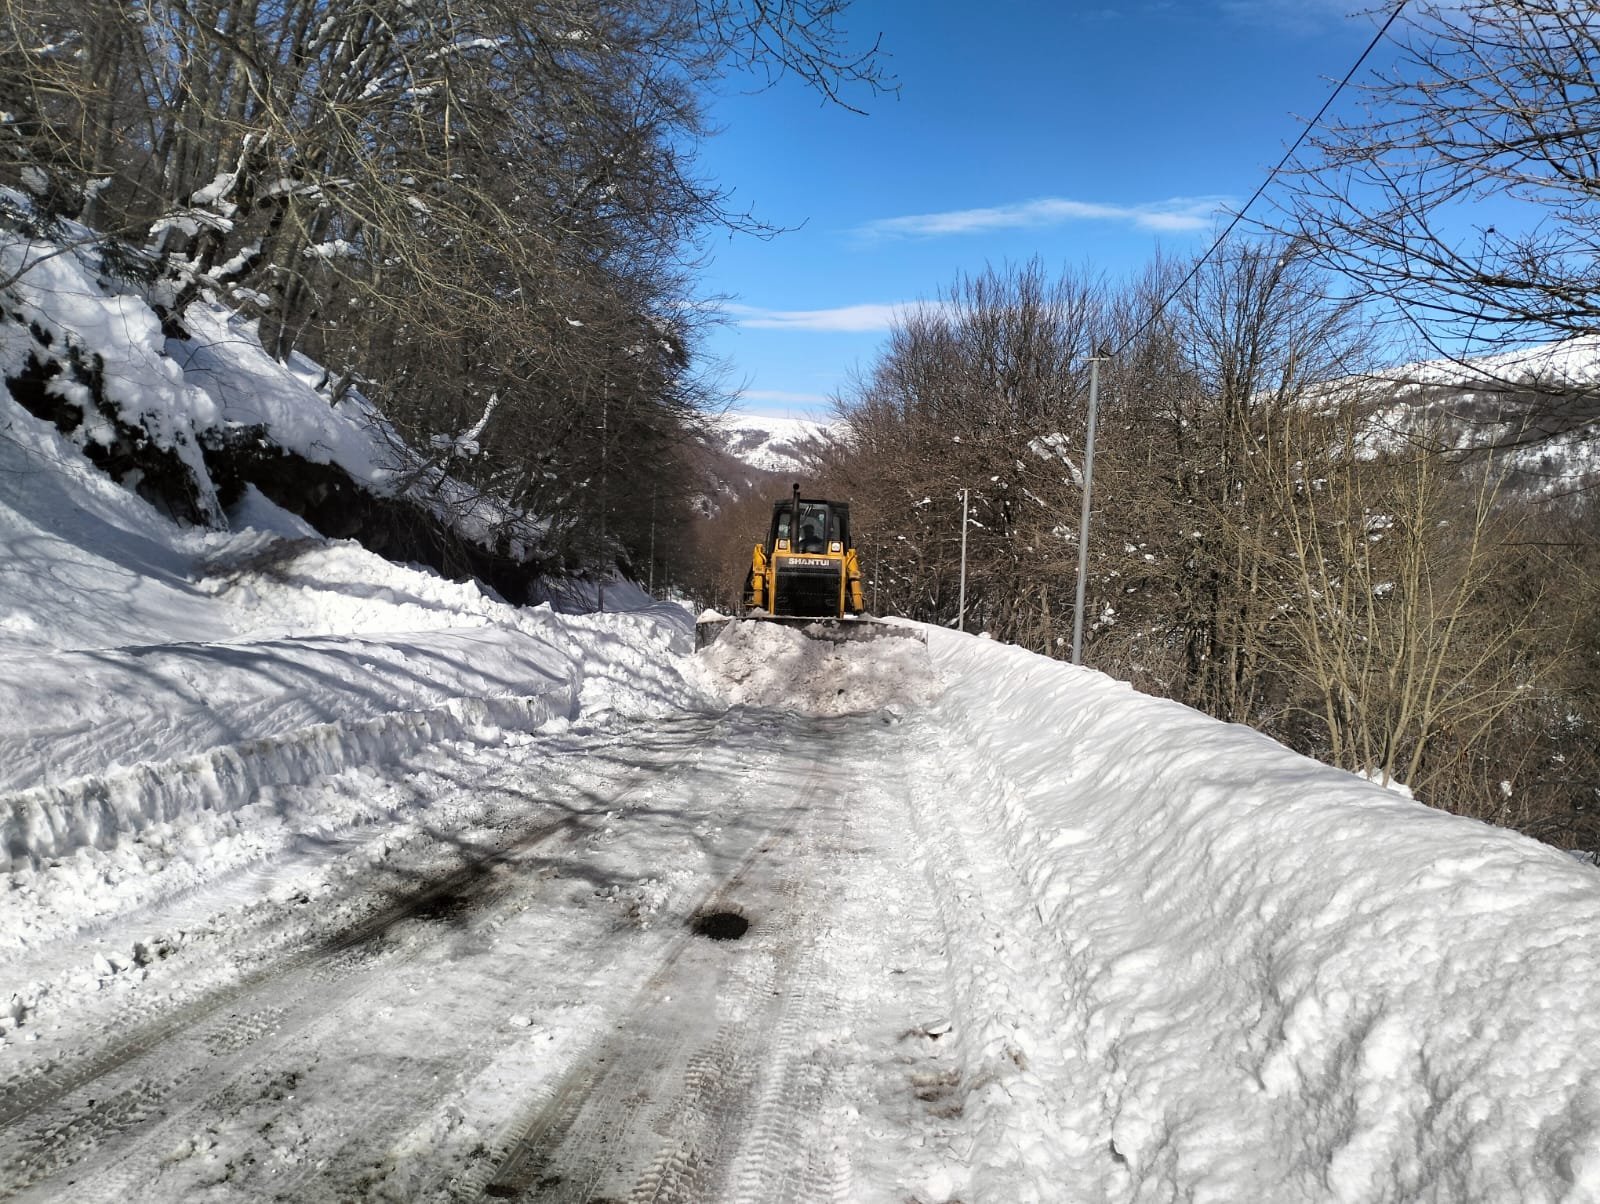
[695,484,922,649]
[748,485,866,618]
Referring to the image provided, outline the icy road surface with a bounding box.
[1,633,994,1203]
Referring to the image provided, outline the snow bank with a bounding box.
[924,628,1600,1202]
[0,366,236,652]
[0,693,564,878]
[0,416,584,792]
[0,382,704,894]
[692,620,941,715]
[2,623,581,789]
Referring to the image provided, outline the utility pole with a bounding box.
[957,487,969,632]
[1071,354,1103,665]
[597,392,608,615]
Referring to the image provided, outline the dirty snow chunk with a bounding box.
[692,620,940,715]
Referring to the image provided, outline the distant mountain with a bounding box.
[714,413,836,475]
[683,413,841,520]
[1379,336,1600,394]
[701,340,1600,514]
[1349,336,1600,498]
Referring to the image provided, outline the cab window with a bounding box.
[775,504,832,552]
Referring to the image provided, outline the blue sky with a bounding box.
[693,0,1390,419]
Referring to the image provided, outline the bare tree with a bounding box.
[1283,1,1600,374]
[1242,396,1572,813]
[821,237,1600,845]
[828,261,1104,640]
[1082,242,1374,722]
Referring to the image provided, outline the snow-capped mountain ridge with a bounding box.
[714,412,835,474]
[1347,335,1600,494]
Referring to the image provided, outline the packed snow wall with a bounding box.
[924,628,1600,1201]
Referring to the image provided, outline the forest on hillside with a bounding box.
[0,0,889,580]
[816,253,1597,849]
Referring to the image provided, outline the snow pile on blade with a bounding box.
[692,616,941,716]
[921,626,1600,1202]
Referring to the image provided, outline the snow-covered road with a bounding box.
[2,685,1002,1203]
[7,599,1600,1202]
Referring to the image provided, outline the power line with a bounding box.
[1113,0,1410,357]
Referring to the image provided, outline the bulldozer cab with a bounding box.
[771,500,848,556]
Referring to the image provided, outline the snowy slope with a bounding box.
[1348,335,1600,493]
[0,205,543,559]
[921,631,1600,1200]
[1380,334,1600,393]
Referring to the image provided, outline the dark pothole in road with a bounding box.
[690,909,750,941]
[411,891,472,921]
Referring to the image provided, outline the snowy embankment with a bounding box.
[0,397,698,952]
[924,629,1600,1201]
[0,209,637,887]
[0,428,571,880]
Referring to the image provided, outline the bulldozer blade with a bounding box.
[695,615,925,651]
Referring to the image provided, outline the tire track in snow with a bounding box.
[802,716,971,1204]
[899,710,1118,1202]
[463,768,822,1202]
[0,713,715,1124]
[0,716,745,1202]
[468,707,968,1204]
[0,821,583,1201]
[468,716,898,1204]
[4,696,989,1203]
[347,714,809,1203]
[627,782,844,1204]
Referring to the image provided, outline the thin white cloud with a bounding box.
[857,195,1232,240]
[1082,1,1359,34]
[725,301,949,333]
